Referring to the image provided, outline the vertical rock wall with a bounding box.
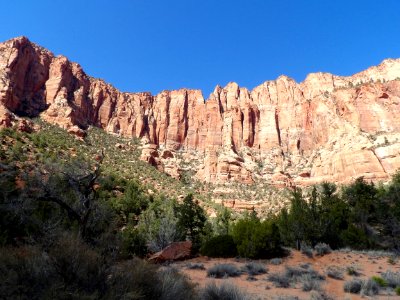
[1,37,400,185]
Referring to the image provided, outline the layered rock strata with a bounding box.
[1,36,400,186]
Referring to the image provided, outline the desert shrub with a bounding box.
[157,267,197,300]
[242,262,268,276]
[309,290,336,300]
[0,246,55,299]
[325,266,344,280]
[388,256,397,265]
[107,259,194,300]
[207,264,241,278]
[274,296,299,300]
[300,263,311,269]
[200,282,250,300]
[268,272,291,288]
[269,258,283,265]
[307,269,325,281]
[187,263,206,270]
[301,244,313,258]
[381,270,400,288]
[371,275,387,287]
[285,266,325,281]
[301,274,322,291]
[284,265,309,278]
[343,278,362,293]
[0,236,111,299]
[105,258,160,299]
[200,234,237,258]
[49,235,107,296]
[346,265,360,276]
[360,278,380,296]
[314,243,331,256]
[138,196,181,253]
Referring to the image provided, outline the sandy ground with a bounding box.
[170,250,400,299]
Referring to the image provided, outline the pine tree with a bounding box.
[177,194,206,252]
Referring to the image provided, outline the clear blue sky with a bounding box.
[1,0,400,98]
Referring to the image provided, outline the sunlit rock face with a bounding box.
[1,36,400,186]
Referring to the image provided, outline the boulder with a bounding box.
[17,119,34,133]
[149,241,192,262]
[67,125,86,139]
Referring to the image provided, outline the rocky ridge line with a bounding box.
[1,36,400,186]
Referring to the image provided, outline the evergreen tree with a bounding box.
[177,194,206,252]
[214,206,231,235]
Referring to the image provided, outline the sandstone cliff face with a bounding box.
[1,36,400,186]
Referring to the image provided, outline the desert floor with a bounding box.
[171,250,400,299]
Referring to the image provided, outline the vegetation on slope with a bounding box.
[1,119,400,298]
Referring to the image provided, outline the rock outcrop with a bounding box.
[1,36,400,186]
[149,241,192,262]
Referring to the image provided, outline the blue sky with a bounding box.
[1,0,400,98]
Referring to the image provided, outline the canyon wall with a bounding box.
[1,36,400,186]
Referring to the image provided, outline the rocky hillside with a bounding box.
[1,36,400,187]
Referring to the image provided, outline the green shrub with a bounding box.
[120,225,147,258]
[232,215,282,259]
[371,275,387,287]
[111,180,149,222]
[395,286,400,295]
[200,234,237,258]
[340,225,372,250]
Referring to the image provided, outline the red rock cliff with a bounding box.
[1,36,400,186]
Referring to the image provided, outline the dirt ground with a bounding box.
[171,250,400,299]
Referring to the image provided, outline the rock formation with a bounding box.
[1,36,400,186]
[149,241,192,262]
